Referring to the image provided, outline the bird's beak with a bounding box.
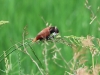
[52,32,57,36]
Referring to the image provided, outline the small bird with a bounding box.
[33,26,59,42]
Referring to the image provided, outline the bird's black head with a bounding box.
[49,26,59,34]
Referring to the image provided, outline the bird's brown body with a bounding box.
[33,26,59,42]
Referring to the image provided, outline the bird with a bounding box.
[0,26,59,66]
[33,26,59,42]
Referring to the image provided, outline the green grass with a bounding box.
[1,35,100,75]
[0,0,100,75]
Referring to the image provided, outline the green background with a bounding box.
[0,0,100,75]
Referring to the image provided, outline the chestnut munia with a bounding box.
[33,26,59,42]
[0,26,59,63]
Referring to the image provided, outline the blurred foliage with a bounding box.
[0,0,100,75]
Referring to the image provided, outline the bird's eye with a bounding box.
[55,28,59,33]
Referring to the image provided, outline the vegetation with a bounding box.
[0,0,100,75]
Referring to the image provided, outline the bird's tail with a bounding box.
[33,37,37,42]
